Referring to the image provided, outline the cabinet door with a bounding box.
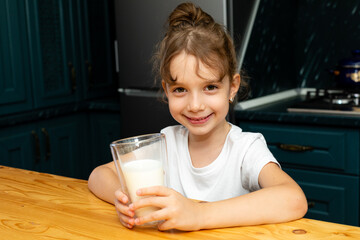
[0,124,41,171]
[285,168,359,226]
[39,115,84,179]
[26,0,80,108]
[77,0,116,99]
[89,113,121,172]
[0,0,32,115]
[239,122,359,174]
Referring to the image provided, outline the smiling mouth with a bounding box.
[186,113,213,124]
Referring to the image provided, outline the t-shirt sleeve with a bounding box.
[241,134,279,192]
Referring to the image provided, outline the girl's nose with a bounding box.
[187,93,205,112]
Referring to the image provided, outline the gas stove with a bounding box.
[235,88,360,117]
[287,88,360,116]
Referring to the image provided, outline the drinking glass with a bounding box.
[110,133,167,227]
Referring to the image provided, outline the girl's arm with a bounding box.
[195,162,308,229]
[88,162,120,204]
[131,162,308,231]
[88,151,137,204]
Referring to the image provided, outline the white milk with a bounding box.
[122,159,163,217]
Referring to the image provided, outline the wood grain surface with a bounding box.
[1,165,360,239]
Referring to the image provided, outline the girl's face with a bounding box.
[162,51,240,138]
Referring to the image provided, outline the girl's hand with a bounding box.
[129,186,202,231]
[114,189,135,229]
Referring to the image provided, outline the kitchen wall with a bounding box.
[240,0,360,98]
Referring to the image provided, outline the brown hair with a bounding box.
[153,2,249,102]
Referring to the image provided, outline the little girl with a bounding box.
[88,2,307,231]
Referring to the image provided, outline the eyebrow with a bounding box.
[166,77,177,85]
[205,76,225,83]
[167,76,224,86]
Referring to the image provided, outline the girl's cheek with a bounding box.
[168,98,182,109]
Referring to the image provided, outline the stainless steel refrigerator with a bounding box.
[114,0,259,138]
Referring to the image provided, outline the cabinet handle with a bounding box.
[308,201,315,209]
[68,62,77,92]
[86,60,93,89]
[41,128,51,161]
[277,144,314,152]
[31,131,41,163]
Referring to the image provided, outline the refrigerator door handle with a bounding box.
[118,88,162,98]
[114,40,119,73]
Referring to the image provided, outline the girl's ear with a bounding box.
[230,73,241,99]
[162,80,169,98]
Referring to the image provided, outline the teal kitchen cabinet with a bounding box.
[0,0,116,180]
[88,113,121,172]
[26,0,81,108]
[239,121,360,226]
[37,115,86,179]
[0,124,41,172]
[0,115,85,179]
[285,168,359,226]
[1,0,115,116]
[0,0,32,115]
[26,0,116,108]
[239,122,359,174]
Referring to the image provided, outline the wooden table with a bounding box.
[1,165,360,240]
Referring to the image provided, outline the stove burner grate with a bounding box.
[305,89,360,106]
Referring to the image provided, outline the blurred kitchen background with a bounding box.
[1,0,360,226]
[244,0,360,98]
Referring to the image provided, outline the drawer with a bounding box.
[239,122,359,174]
[285,168,359,226]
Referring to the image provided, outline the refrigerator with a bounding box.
[114,0,259,138]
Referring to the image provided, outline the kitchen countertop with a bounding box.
[1,165,360,239]
[0,98,121,128]
[234,88,360,128]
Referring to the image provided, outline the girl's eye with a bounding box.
[205,85,218,91]
[173,87,186,93]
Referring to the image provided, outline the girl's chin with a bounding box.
[185,119,230,136]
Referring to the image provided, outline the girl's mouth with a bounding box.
[186,113,213,124]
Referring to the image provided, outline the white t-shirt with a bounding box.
[160,124,279,202]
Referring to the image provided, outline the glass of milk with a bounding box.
[110,133,167,227]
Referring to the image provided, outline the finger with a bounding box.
[134,208,168,226]
[130,196,168,210]
[136,185,170,197]
[115,198,135,217]
[116,208,135,228]
[115,189,129,204]
[157,220,173,231]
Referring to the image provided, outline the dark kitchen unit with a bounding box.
[0,0,119,179]
[233,0,360,227]
[113,0,260,138]
[235,88,360,227]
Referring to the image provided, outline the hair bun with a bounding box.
[168,2,214,29]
